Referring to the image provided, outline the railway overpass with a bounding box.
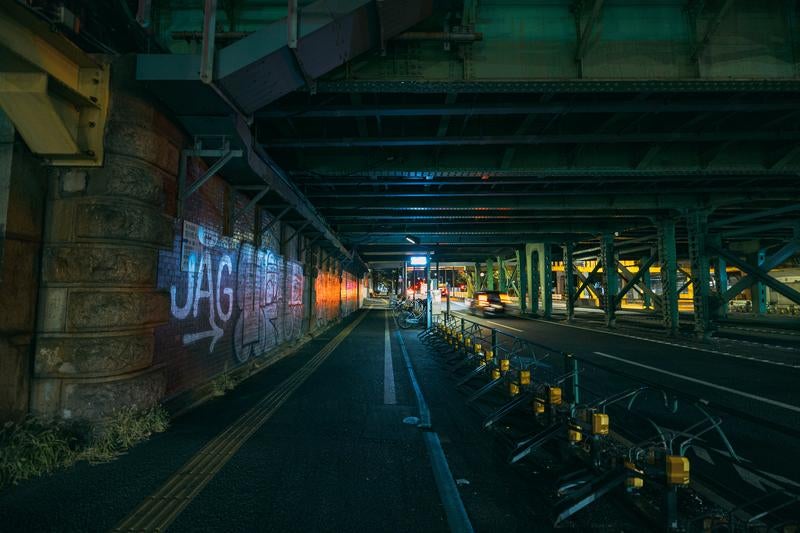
[0,0,798,530]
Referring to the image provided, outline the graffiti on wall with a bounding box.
[167,223,306,364]
[169,226,235,352]
[341,272,358,316]
[314,270,340,327]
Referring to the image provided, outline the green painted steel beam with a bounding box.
[310,194,775,210]
[314,80,800,94]
[265,131,800,148]
[256,100,800,118]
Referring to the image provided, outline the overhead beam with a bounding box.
[255,100,800,118]
[266,131,800,148]
[311,193,782,210]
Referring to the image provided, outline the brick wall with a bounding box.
[153,125,358,401]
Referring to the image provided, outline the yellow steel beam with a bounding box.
[0,4,109,166]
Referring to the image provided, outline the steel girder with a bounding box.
[309,194,765,210]
[256,100,800,118]
[313,80,800,94]
[709,242,800,308]
[265,131,800,149]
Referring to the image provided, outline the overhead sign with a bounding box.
[409,256,428,266]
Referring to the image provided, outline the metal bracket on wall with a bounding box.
[233,186,271,223]
[0,3,110,166]
[282,220,311,246]
[178,136,243,217]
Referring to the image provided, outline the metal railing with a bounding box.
[415,311,800,531]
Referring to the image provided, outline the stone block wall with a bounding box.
[29,92,179,420]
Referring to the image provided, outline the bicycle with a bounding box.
[398,299,427,329]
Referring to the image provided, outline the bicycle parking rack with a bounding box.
[416,312,800,531]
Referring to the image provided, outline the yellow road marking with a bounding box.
[114,311,370,532]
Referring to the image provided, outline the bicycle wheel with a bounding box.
[398,311,413,329]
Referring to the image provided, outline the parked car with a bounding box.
[468,291,505,317]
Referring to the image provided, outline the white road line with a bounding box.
[592,351,800,414]
[546,319,800,369]
[451,311,523,333]
[483,319,523,332]
[384,310,396,405]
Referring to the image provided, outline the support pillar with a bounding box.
[486,257,495,290]
[564,242,575,321]
[518,247,528,314]
[750,249,768,315]
[711,237,728,319]
[425,254,432,328]
[543,244,553,319]
[658,220,679,336]
[31,90,171,421]
[687,211,711,340]
[474,262,481,293]
[601,234,618,328]
[530,250,540,315]
[641,254,652,309]
[498,256,507,291]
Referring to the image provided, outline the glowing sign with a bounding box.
[409,256,428,266]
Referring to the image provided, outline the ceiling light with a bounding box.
[405,235,420,244]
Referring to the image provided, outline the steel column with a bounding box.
[518,247,528,315]
[426,253,432,328]
[486,257,495,290]
[474,262,481,294]
[712,236,728,319]
[601,234,617,327]
[564,243,575,321]
[687,211,711,340]
[641,254,652,309]
[543,245,553,319]
[498,257,507,292]
[751,249,768,315]
[658,220,679,336]
[530,250,540,315]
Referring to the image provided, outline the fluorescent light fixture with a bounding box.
[405,235,420,244]
[409,256,428,266]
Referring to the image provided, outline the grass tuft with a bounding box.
[0,405,169,490]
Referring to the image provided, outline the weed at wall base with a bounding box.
[0,405,169,490]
